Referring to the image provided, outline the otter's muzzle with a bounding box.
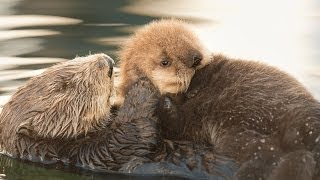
[98,54,115,78]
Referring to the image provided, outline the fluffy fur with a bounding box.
[117,19,211,104]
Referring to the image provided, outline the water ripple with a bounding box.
[0,15,82,29]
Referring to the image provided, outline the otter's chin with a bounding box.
[151,69,194,95]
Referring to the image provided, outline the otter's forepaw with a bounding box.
[125,78,160,102]
[119,156,151,173]
[134,77,155,91]
[163,96,174,109]
[159,96,179,119]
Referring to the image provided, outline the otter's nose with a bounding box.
[97,54,114,77]
[192,55,203,68]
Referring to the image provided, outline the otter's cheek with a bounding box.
[151,69,193,94]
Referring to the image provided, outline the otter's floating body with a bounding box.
[161,54,320,180]
[0,52,236,179]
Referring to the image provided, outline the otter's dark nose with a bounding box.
[192,55,202,68]
[97,54,114,77]
[106,56,114,78]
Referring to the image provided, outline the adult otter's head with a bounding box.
[118,19,210,100]
[0,54,114,139]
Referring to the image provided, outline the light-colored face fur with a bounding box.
[0,54,114,139]
[118,19,211,99]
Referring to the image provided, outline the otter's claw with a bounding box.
[163,97,173,109]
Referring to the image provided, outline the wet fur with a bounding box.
[0,54,235,178]
[0,54,114,156]
[160,54,320,179]
[2,77,236,178]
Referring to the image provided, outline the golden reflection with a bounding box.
[0,15,82,29]
[0,69,46,82]
[0,57,66,68]
[90,36,128,46]
[84,23,128,27]
[0,29,59,41]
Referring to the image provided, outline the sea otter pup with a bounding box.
[116,19,320,179]
[117,19,211,104]
[0,53,236,178]
[160,54,320,180]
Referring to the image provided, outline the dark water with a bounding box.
[0,0,319,179]
[0,155,184,180]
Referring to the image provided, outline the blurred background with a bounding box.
[0,0,319,178]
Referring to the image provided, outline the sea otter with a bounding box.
[159,54,320,180]
[0,53,115,158]
[115,19,320,179]
[0,53,236,178]
[117,19,211,104]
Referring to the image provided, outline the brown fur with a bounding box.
[268,150,315,180]
[0,54,235,178]
[159,54,320,179]
[117,19,211,104]
[116,20,320,178]
[0,54,114,156]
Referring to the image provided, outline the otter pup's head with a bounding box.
[1,54,114,139]
[118,19,210,101]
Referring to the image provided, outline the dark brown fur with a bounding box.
[160,54,320,179]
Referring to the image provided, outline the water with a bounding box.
[0,0,319,179]
[0,155,182,180]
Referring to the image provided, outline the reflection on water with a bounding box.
[0,155,182,180]
[0,15,82,29]
[0,0,319,178]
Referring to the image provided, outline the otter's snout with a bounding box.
[97,54,114,77]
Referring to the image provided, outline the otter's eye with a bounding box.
[160,59,171,67]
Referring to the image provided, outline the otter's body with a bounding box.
[0,53,236,178]
[161,55,320,179]
[0,53,162,171]
[6,78,161,170]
